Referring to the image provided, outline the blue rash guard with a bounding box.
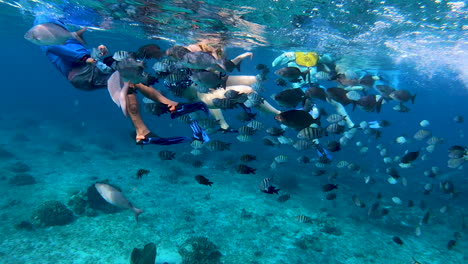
[40,39,90,78]
[34,17,113,91]
[34,17,90,78]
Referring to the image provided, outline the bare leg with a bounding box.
[209,109,230,129]
[133,83,178,112]
[126,93,150,141]
[257,100,281,115]
[226,76,258,86]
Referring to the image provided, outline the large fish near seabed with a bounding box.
[95,183,144,222]
[24,22,86,46]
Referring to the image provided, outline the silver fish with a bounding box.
[24,23,86,46]
[95,183,143,222]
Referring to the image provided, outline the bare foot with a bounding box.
[136,129,151,142]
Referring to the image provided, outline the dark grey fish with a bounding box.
[204,140,231,151]
[238,126,256,136]
[326,88,352,106]
[212,98,239,109]
[305,86,328,101]
[165,45,191,60]
[236,111,256,122]
[159,150,175,160]
[392,236,404,245]
[240,154,256,162]
[236,164,256,174]
[326,123,345,134]
[297,127,328,140]
[277,193,290,203]
[266,127,285,136]
[272,88,305,108]
[393,104,410,112]
[115,57,148,84]
[191,71,227,91]
[274,67,308,82]
[180,51,226,72]
[259,178,279,194]
[401,150,419,164]
[297,156,311,164]
[293,140,315,151]
[321,183,338,192]
[354,95,384,113]
[374,85,395,99]
[275,110,317,130]
[389,89,416,104]
[326,193,337,200]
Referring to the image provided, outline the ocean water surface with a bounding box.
[0,0,467,263]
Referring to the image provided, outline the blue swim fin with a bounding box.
[170,102,209,119]
[137,132,191,146]
[316,144,333,160]
[190,120,210,142]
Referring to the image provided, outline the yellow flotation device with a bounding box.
[295,52,319,67]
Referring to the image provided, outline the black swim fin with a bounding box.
[170,102,209,119]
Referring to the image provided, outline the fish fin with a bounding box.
[352,101,357,111]
[235,60,241,72]
[72,27,87,45]
[376,97,384,113]
[411,94,416,104]
[216,60,227,72]
[301,70,310,82]
[133,208,144,223]
[107,71,123,106]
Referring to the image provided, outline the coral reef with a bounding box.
[67,191,90,216]
[178,237,222,264]
[31,200,75,227]
[130,243,157,264]
[8,173,36,186]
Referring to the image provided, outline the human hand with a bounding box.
[98,45,108,57]
[85,57,97,64]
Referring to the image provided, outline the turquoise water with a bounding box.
[0,0,467,263]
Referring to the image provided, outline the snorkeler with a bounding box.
[31,17,208,145]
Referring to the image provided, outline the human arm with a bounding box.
[231,52,253,65]
[43,42,90,63]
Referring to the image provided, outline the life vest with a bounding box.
[295,52,319,67]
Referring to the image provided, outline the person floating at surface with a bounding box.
[271,51,355,128]
[29,17,208,145]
